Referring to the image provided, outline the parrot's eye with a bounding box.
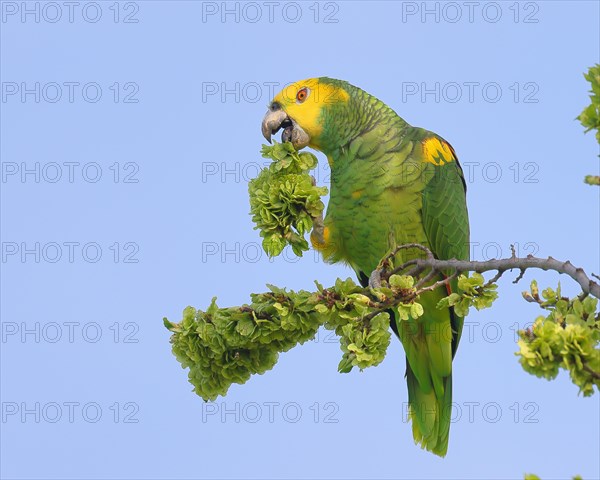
[296,87,310,104]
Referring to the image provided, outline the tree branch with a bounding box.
[374,245,600,299]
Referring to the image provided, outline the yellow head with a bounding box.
[261,77,350,150]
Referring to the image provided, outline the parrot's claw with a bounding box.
[368,270,382,289]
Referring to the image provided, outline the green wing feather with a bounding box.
[420,133,470,355]
[421,137,470,264]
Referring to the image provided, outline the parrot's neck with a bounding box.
[318,87,410,160]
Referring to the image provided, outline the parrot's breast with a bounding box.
[319,126,431,277]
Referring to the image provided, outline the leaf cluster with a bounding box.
[164,288,321,401]
[314,278,392,373]
[577,64,600,186]
[577,64,600,144]
[437,273,498,316]
[248,142,327,256]
[164,278,395,401]
[518,281,600,396]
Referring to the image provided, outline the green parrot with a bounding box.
[261,77,470,456]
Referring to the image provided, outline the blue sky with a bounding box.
[1,1,599,479]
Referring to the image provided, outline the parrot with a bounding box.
[261,77,470,457]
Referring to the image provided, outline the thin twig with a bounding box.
[582,363,600,380]
[485,270,505,287]
[513,268,526,284]
[415,273,459,296]
[414,268,438,290]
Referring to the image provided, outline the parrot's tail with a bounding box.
[406,360,452,457]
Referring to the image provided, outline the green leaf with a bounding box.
[163,317,178,332]
[389,274,414,289]
[410,303,424,319]
[235,318,255,336]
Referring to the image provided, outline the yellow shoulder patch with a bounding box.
[422,137,455,166]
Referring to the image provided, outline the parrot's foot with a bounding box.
[311,211,326,246]
[368,270,382,289]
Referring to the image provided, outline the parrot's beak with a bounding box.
[261,104,310,149]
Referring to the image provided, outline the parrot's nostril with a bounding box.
[270,102,281,111]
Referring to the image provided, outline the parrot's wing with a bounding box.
[419,134,470,263]
[417,133,470,356]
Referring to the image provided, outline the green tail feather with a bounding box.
[362,275,462,457]
[406,361,453,457]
